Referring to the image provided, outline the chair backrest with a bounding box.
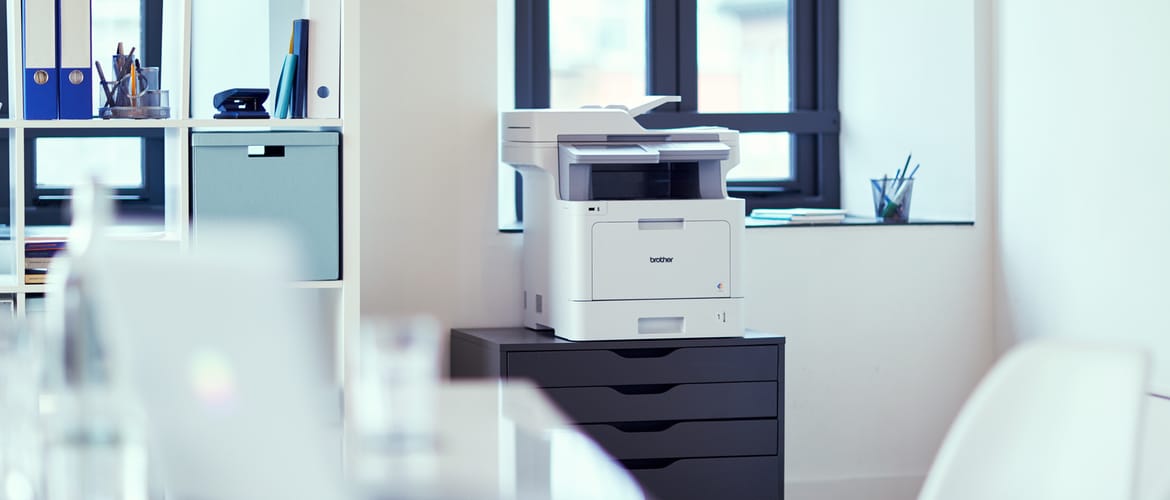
[918,339,1148,500]
[92,227,346,500]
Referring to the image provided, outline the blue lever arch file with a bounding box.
[57,0,92,119]
[23,0,58,119]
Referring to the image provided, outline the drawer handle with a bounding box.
[612,347,678,359]
[637,218,684,230]
[622,458,680,470]
[608,421,679,433]
[247,145,286,158]
[611,384,678,395]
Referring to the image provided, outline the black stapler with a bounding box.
[213,88,270,119]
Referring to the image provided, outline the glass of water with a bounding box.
[353,315,442,451]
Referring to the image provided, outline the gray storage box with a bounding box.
[192,131,340,280]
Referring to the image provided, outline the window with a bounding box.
[512,0,839,220]
[34,137,144,189]
[91,0,153,111]
[0,0,165,227]
[23,129,166,226]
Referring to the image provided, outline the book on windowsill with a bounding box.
[750,208,847,224]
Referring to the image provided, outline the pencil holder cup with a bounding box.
[871,177,915,223]
[102,64,170,119]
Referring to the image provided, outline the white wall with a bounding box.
[840,1,980,223]
[745,226,991,498]
[189,0,271,119]
[359,1,995,499]
[996,2,1170,497]
[775,1,995,496]
[996,0,1170,395]
[359,0,523,329]
[189,0,306,119]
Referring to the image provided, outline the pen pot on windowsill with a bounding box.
[870,178,915,223]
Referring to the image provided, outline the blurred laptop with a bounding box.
[91,225,348,500]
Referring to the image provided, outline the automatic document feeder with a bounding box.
[502,97,745,341]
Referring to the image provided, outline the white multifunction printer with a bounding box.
[501,96,745,342]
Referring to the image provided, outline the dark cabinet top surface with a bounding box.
[451,327,785,351]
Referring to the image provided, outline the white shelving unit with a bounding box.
[3,0,362,384]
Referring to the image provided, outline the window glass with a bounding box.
[730,132,791,181]
[0,7,8,118]
[35,137,143,188]
[91,0,144,111]
[698,0,790,113]
[549,0,646,108]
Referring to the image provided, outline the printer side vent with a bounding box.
[536,294,543,314]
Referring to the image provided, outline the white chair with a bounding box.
[918,339,1148,500]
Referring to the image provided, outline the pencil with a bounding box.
[130,62,137,96]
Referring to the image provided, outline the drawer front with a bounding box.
[192,133,340,281]
[543,382,777,423]
[580,419,777,460]
[630,456,780,500]
[506,345,778,387]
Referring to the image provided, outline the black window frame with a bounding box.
[0,0,165,227]
[514,0,840,218]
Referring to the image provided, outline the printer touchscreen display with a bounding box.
[589,162,701,200]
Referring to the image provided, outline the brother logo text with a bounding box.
[649,257,674,263]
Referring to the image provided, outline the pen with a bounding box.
[94,60,115,106]
[895,163,919,195]
[130,62,137,97]
[907,163,921,180]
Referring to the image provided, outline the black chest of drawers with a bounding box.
[450,328,785,500]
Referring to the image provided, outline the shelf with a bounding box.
[8,118,187,129]
[292,280,344,289]
[0,275,20,293]
[0,118,343,130]
[19,284,44,294]
[0,0,361,378]
[2,280,340,294]
[187,118,344,131]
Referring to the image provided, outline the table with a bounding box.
[349,381,646,500]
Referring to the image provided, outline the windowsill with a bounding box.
[499,216,974,233]
[746,216,974,228]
